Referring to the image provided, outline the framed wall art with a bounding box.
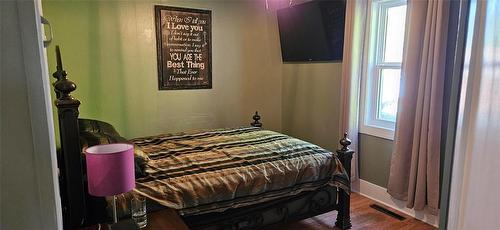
[155,6,212,90]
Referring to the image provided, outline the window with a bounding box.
[360,0,407,140]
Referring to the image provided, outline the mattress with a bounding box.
[130,127,349,216]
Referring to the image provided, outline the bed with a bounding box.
[51,47,353,229]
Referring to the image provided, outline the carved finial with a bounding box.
[251,111,262,127]
[56,46,63,70]
[54,79,77,98]
[52,46,67,81]
[339,132,351,151]
[52,46,80,106]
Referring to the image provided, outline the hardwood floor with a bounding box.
[268,193,437,230]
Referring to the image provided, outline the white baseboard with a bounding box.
[351,179,439,227]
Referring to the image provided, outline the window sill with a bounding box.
[359,124,395,140]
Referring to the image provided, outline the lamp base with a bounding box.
[112,195,118,223]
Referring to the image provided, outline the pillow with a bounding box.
[133,145,151,178]
[134,145,150,162]
[77,119,151,178]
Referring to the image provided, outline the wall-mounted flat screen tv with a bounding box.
[277,0,346,62]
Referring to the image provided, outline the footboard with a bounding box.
[183,186,339,230]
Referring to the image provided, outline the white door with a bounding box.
[447,0,500,229]
[0,0,62,229]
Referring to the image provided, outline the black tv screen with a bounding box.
[277,0,346,62]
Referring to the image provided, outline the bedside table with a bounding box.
[81,208,189,230]
[144,208,189,230]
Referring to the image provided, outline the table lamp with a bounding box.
[85,143,135,223]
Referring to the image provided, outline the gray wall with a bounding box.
[358,134,394,187]
[279,59,394,189]
[280,61,394,189]
[281,63,343,152]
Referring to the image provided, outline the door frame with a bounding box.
[18,0,63,228]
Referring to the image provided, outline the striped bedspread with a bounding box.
[130,127,349,216]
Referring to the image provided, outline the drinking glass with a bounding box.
[131,197,147,228]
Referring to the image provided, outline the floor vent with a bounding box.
[369,204,406,221]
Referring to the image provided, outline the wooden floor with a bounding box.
[269,193,437,230]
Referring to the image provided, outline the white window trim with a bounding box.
[359,0,407,140]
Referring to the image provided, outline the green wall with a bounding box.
[43,0,394,189]
[281,63,343,152]
[358,134,394,187]
[42,0,282,139]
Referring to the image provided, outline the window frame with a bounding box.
[359,0,407,140]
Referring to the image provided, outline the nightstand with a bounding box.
[81,208,189,230]
[144,208,189,230]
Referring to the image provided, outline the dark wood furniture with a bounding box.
[146,209,190,230]
[80,208,189,230]
[52,46,353,230]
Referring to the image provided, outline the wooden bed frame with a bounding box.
[51,47,353,229]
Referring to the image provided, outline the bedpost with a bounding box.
[335,132,353,229]
[250,111,262,127]
[53,46,86,229]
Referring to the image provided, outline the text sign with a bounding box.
[155,6,212,90]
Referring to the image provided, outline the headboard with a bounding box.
[52,46,86,229]
[51,46,264,229]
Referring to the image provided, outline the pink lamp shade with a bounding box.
[85,143,135,196]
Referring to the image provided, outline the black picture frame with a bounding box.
[155,5,212,90]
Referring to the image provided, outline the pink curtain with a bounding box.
[387,0,450,215]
